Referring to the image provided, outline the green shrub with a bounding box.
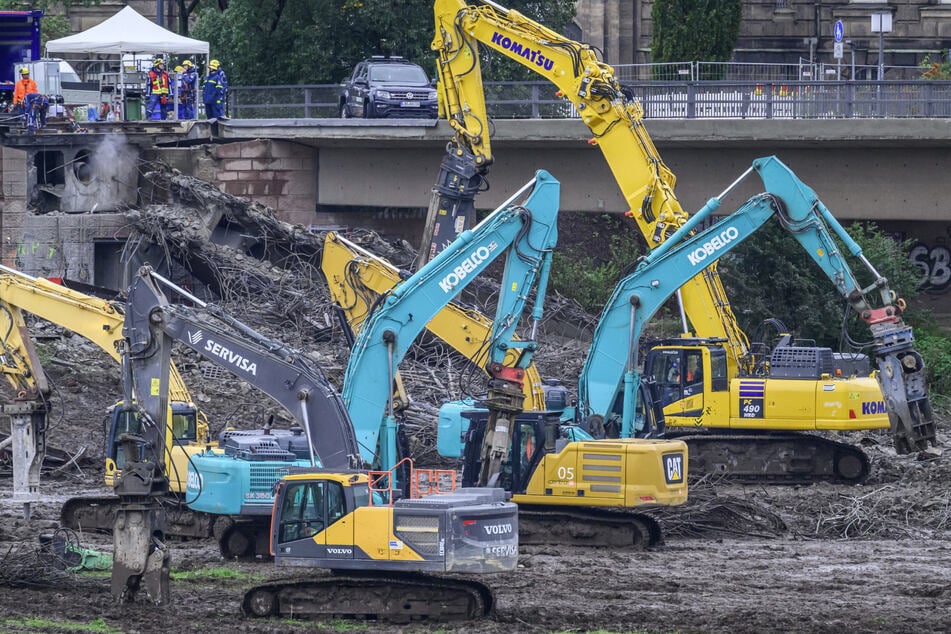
[913,333,951,396]
[550,215,644,312]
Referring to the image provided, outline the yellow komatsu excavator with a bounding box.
[427,0,935,482]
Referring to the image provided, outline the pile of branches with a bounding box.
[653,477,788,539]
[0,532,93,589]
[786,484,951,539]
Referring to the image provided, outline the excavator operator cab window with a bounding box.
[709,347,728,392]
[683,350,703,397]
[499,422,542,493]
[351,482,371,509]
[650,351,683,407]
[170,409,197,444]
[278,480,328,543]
[108,409,146,469]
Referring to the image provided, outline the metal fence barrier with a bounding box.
[611,61,926,82]
[230,79,951,120]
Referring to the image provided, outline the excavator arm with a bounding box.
[0,265,198,408]
[322,232,547,410]
[579,156,934,453]
[123,267,360,471]
[112,266,362,603]
[342,170,559,486]
[0,292,50,520]
[429,0,750,370]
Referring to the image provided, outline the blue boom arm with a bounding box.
[578,156,933,451]
[342,170,560,471]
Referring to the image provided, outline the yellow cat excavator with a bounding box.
[324,174,687,549]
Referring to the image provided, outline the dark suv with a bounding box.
[339,56,438,119]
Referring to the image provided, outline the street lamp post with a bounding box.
[871,12,892,81]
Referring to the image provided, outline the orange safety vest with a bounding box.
[148,69,169,95]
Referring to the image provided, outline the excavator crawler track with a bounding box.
[60,496,214,540]
[517,506,664,549]
[675,432,871,484]
[242,571,494,621]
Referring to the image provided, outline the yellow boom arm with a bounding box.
[432,0,750,372]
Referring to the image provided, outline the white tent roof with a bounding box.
[46,6,209,55]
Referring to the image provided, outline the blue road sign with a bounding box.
[834,20,844,43]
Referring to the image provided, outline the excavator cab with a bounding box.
[273,472,368,548]
[459,412,560,493]
[643,342,729,422]
[244,469,518,620]
[103,401,201,487]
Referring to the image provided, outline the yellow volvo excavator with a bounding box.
[426,0,935,482]
[114,265,517,618]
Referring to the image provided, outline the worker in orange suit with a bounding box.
[13,67,37,108]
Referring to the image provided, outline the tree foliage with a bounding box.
[192,0,575,86]
[717,220,923,351]
[651,0,741,63]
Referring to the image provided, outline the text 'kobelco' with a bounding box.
[687,226,740,266]
[438,241,499,292]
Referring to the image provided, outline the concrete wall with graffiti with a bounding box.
[881,220,951,326]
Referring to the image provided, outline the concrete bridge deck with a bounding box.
[210,117,951,221]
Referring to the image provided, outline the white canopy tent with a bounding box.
[45,6,209,119]
[45,6,208,56]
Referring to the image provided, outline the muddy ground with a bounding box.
[1,475,950,634]
[1,350,949,634]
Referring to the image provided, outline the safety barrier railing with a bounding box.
[611,61,925,82]
[229,79,951,120]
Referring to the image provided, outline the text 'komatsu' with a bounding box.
[491,32,555,71]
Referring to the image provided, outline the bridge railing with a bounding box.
[611,61,925,82]
[229,80,951,120]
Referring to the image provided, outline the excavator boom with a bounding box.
[578,156,934,472]
[322,232,547,410]
[0,266,197,405]
[343,171,559,481]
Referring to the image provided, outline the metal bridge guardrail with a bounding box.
[229,80,951,120]
[611,61,926,82]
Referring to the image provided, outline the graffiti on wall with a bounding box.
[13,234,62,278]
[910,242,951,294]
